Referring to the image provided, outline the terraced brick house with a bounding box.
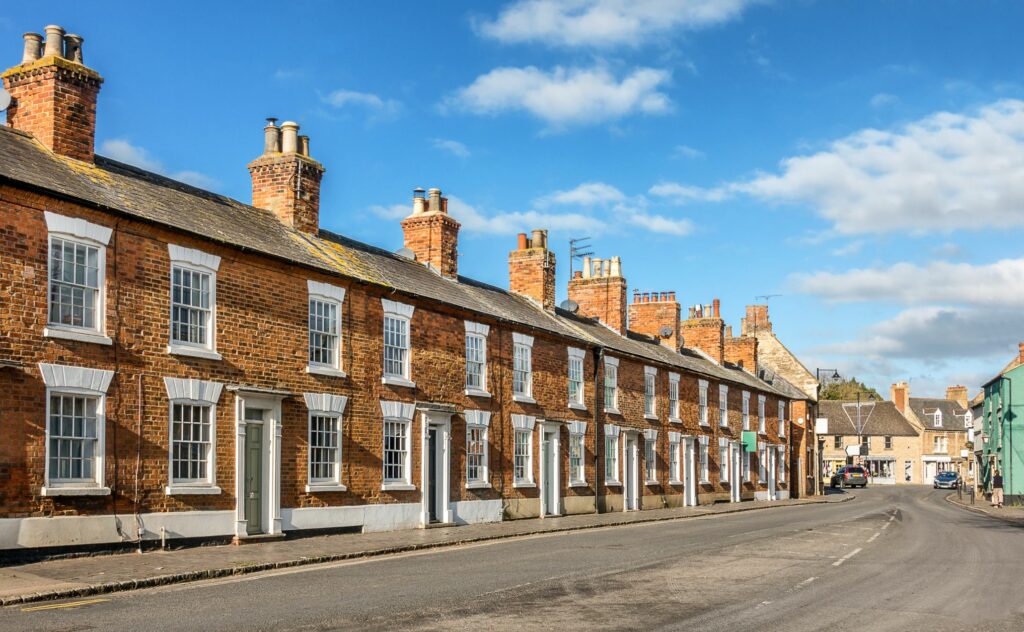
[0,25,800,552]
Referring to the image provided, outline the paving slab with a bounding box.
[0,494,849,606]
[946,491,1024,525]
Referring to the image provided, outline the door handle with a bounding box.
[248,492,258,499]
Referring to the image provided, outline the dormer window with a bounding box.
[933,410,942,428]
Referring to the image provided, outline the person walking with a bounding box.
[991,470,1004,508]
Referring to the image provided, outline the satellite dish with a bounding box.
[0,87,11,113]
[559,299,579,314]
[394,247,416,261]
[658,325,673,338]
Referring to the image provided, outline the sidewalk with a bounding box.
[0,495,848,606]
[946,491,1024,526]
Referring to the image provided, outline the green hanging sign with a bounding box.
[742,431,758,452]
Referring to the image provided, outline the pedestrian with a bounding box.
[991,470,1004,509]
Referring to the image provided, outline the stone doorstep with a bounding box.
[0,496,847,607]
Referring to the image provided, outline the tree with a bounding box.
[819,377,882,401]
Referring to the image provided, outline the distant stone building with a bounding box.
[818,400,921,484]
[893,383,971,484]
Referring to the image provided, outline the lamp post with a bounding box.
[815,369,840,495]
[854,391,876,468]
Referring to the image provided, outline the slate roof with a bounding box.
[907,397,969,433]
[819,401,919,437]
[0,126,800,399]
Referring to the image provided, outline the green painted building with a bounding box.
[981,349,1024,504]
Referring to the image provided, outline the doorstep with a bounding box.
[232,533,288,545]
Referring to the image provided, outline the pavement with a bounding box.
[3,485,1021,631]
[947,489,1024,525]
[0,493,844,606]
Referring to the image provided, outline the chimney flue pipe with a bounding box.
[280,121,299,153]
[22,32,42,64]
[43,25,64,58]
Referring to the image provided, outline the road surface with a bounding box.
[2,486,1020,631]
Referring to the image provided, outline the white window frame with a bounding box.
[568,347,586,410]
[644,429,658,484]
[718,437,729,483]
[933,435,948,453]
[719,385,729,427]
[777,445,786,484]
[778,400,787,437]
[933,410,943,428]
[381,299,415,388]
[743,447,751,482]
[512,332,535,403]
[668,431,682,484]
[742,391,751,431]
[304,392,349,492]
[43,212,113,346]
[306,280,347,378]
[465,410,491,489]
[698,379,709,426]
[39,363,114,496]
[604,356,620,415]
[380,400,416,490]
[698,435,710,483]
[167,244,222,360]
[604,425,621,485]
[668,373,681,423]
[512,414,536,487]
[164,377,225,495]
[644,366,658,420]
[568,421,587,486]
[758,395,767,434]
[464,321,491,397]
[758,441,767,481]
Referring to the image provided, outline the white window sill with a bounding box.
[464,388,491,398]
[606,407,621,416]
[382,482,416,491]
[645,414,659,421]
[513,394,536,404]
[41,486,111,497]
[568,402,587,411]
[513,481,536,488]
[569,480,588,488]
[43,326,112,346]
[466,481,492,490]
[700,480,711,485]
[699,421,710,428]
[307,365,347,378]
[669,479,683,486]
[166,485,222,496]
[306,483,348,493]
[604,480,621,487]
[645,480,660,486]
[382,375,416,388]
[669,417,682,424]
[167,344,223,361]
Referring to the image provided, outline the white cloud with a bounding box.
[369,203,410,220]
[739,100,1024,234]
[476,0,756,48]
[648,181,729,202]
[447,196,604,235]
[869,92,898,108]
[625,211,693,235]
[100,139,218,189]
[830,240,864,257]
[932,242,963,259]
[671,144,705,159]
[818,306,1024,361]
[321,89,401,120]
[432,138,471,158]
[792,259,1024,308]
[444,65,671,129]
[540,181,626,206]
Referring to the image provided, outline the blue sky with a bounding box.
[6,1,1024,398]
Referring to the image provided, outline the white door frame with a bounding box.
[730,441,742,502]
[767,445,777,501]
[420,411,452,527]
[233,392,284,538]
[539,422,561,517]
[683,436,697,507]
[622,432,639,511]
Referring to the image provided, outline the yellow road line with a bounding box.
[22,597,110,612]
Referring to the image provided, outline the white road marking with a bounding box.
[881,523,890,531]
[796,577,817,589]
[867,532,880,543]
[832,547,863,567]
[889,515,896,522]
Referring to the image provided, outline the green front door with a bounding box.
[244,424,263,535]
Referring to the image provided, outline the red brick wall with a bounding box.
[248,154,325,235]
[568,276,627,334]
[508,246,555,311]
[400,212,460,280]
[628,293,680,350]
[724,336,758,370]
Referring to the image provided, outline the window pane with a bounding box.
[48,394,99,483]
[171,403,212,483]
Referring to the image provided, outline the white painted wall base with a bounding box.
[0,511,235,550]
[450,499,503,525]
[754,491,770,501]
[777,490,790,500]
[281,503,421,533]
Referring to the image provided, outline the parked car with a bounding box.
[934,471,960,489]
[830,466,868,489]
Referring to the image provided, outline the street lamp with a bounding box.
[815,369,841,495]
[854,391,876,467]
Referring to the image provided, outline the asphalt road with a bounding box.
[3,486,1021,631]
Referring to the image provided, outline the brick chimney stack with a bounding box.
[568,255,627,334]
[945,385,968,409]
[724,334,758,371]
[682,298,725,364]
[248,119,325,234]
[741,304,772,336]
[399,187,461,279]
[2,26,103,162]
[891,381,909,414]
[628,290,680,350]
[509,230,556,311]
